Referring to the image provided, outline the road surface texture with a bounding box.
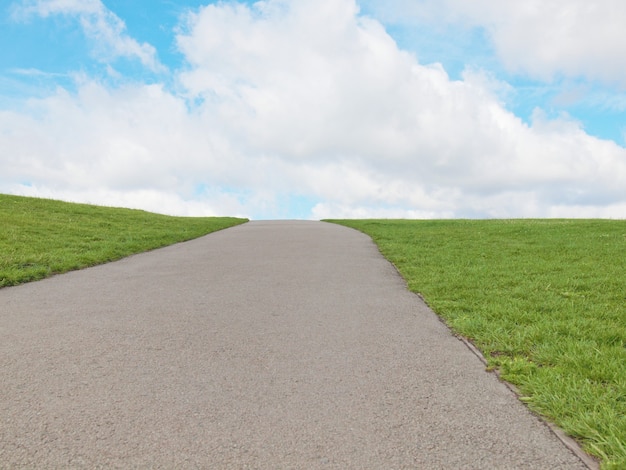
[1,221,592,469]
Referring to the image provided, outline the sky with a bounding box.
[1,0,626,219]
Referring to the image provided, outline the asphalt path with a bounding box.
[1,221,592,468]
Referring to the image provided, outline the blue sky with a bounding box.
[1,0,626,219]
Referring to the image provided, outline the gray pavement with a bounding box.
[1,220,592,468]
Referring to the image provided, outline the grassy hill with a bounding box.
[0,194,247,288]
[329,219,626,469]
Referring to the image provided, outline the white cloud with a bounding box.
[13,0,165,73]
[174,0,626,215]
[362,0,626,86]
[2,0,626,219]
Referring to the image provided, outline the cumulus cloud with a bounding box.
[172,0,626,216]
[2,0,626,219]
[13,0,165,73]
[0,80,254,217]
[363,0,626,86]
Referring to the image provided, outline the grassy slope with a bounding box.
[328,219,626,469]
[0,194,247,287]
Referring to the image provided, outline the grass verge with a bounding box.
[1,194,247,288]
[327,219,626,469]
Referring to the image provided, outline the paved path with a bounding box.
[1,221,591,468]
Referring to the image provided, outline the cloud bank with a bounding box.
[2,0,626,219]
[364,0,626,86]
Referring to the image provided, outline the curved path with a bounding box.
[1,221,591,468]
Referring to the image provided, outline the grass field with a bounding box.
[0,194,247,288]
[328,219,625,469]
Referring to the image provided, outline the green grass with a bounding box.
[1,194,247,287]
[328,219,626,469]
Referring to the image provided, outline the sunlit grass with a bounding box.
[328,219,626,469]
[0,194,247,287]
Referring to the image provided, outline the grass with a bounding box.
[327,219,626,469]
[0,194,247,288]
